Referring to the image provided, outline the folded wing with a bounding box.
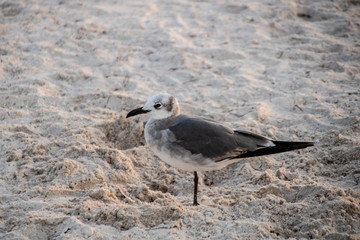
[169,117,314,162]
[169,117,275,161]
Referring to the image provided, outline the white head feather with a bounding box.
[142,93,180,119]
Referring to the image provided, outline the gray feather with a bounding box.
[168,116,273,160]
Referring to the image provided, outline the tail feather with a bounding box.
[236,141,314,159]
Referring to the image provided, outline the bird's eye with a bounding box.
[154,103,162,109]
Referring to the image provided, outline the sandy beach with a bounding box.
[1,0,359,239]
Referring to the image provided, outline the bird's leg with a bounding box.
[193,171,199,206]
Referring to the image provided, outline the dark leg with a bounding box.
[193,171,199,206]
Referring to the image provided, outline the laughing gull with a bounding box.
[126,93,314,205]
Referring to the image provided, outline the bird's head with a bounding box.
[126,93,180,120]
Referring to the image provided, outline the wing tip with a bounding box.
[272,141,316,151]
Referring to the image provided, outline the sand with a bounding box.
[0,0,359,239]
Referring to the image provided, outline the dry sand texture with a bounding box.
[1,0,360,239]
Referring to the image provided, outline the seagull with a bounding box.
[126,93,314,206]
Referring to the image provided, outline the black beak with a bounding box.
[126,107,150,118]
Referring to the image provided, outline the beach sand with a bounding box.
[1,0,359,239]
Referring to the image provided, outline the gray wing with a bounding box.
[168,117,274,161]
